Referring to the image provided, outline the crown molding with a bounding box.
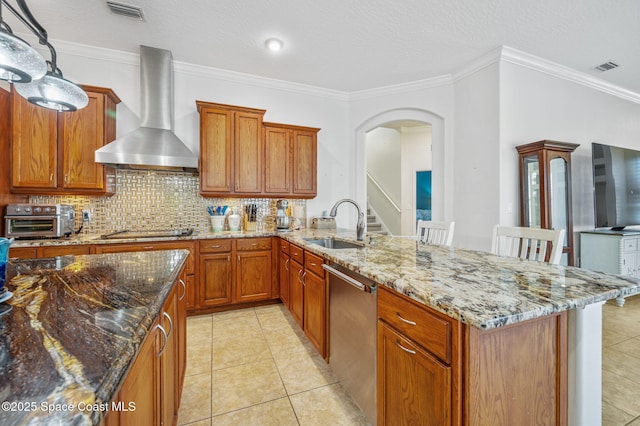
[452,44,640,104]
[15,35,640,105]
[499,46,640,104]
[348,75,453,101]
[16,34,349,101]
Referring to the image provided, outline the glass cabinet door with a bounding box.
[549,157,569,247]
[523,155,541,228]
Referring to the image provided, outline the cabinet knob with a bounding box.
[285,258,289,271]
[49,173,53,183]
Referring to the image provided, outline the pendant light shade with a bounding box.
[0,29,47,82]
[14,70,88,111]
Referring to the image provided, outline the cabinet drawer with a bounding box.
[280,239,290,254]
[378,286,452,364]
[290,244,304,264]
[199,239,232,253]
[236,237,272,251]
[624,238,638,252]
[304,251,324,277]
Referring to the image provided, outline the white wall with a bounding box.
[452,62,501,250]
[500,61,640,263]
[366,127,402,204]
[401,126,432,235]
[349,81,456,231]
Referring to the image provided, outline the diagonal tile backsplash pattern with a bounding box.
[31,170,306,235]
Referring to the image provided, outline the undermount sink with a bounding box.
[303,237,365,249]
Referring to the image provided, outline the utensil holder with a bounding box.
[210,216,225,232]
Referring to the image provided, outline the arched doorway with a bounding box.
[354,108,446,235]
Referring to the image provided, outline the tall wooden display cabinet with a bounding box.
[516,140,579,266]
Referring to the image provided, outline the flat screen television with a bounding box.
[592,142,640,230]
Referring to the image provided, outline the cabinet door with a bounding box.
[235,250,272,303]
[177,276,188,400]
[41,245,91,257]
[378,321,451,426]
[160,287,179,426]
[199,253,233,306]
[117,325,160,426]
[184,274,196,311]
[289,260,304,327]
[264,125,291,194]
[623,252,637,277]
[279,251,290,308]
[199,107,232,193]
[11,90,58,189]
[8,247,38,259]
[60,90,106,190]
[292,129,317,195]
[303,270,326,357]
[234,111,263,193]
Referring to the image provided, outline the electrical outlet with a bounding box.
[82,210,91,222]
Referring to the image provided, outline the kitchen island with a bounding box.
[9,229,640,425]
[0,249,189,425]
[279,230,640,426]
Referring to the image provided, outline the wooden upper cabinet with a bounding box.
[10,85,120,195]
[197,101,266,197]
[264,125,291,194]
[264,122,319,198]
[198,106,232,192]
[292,127,318,196]
[60,86,119,192]
[11,89,58,189]
[234,111,264,193]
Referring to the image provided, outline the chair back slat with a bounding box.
[491,225,565,265]
[416,220,455,247]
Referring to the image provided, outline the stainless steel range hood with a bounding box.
[95,45,198,173]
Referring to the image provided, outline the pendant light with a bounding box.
[1,0,88,111]
[0,1,46,82]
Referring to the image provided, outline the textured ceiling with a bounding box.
[4,0,640,93]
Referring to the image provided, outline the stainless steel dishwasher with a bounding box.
[324,263,377,426]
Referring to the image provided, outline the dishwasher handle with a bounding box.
[323,264,375,293]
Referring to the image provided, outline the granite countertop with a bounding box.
[280,229,640,330]
[11,227,640,330]
[0,249,189,425]
[10,230,280,247]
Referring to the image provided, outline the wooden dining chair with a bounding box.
[416,220,455,247]
[490,225,565,265]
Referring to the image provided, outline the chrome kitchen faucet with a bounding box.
[329,198,365,241]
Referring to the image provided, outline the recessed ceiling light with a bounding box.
[265,38,284,52]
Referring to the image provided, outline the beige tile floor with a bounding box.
[603,294,640,426]
[177,304,369,425]
[178,295,640,426]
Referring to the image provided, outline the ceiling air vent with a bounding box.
[106,1,145,21]
[594,61,619,72]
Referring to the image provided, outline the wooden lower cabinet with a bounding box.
[377,286,567,426]
[288,256,304,327]
[378,321,451,425]
[279,249,290,308]
[199,252,233,306]
[111,322,160,426]
[302,251,327,358]
[196,237,277,310]
[281,242,327,357]
[9,244,90,259]
[108,279,185,426]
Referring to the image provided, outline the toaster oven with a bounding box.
[4,204,75,239]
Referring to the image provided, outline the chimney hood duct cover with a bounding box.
[95,45,198,172]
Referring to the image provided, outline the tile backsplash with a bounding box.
[31,170,306,235]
